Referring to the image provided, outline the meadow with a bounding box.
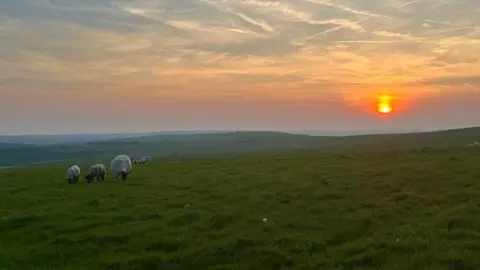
[2,145,480,269]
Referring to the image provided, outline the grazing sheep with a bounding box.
[468,142,480,147]
[84,164,106,183]
[110,154,132,180]
[138,156,151,164]
[66,165,81,184]
[132,159,138,164]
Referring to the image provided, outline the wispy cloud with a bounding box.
[308,19,366,32]
[396,0,426,8]
[373,30,424,42]
[225,8,275,33]
[302,18,369,42]
[307,0,390,18]
[0,0,479,133]
[241,0,311,21]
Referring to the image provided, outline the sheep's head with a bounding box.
[84,174,94,181]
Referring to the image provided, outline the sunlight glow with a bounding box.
[377,94,393,115]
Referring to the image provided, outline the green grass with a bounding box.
[2,147,480,269]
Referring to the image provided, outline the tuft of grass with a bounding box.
[2,148,480,269]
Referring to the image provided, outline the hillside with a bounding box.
[1,147,480,269]
[315,126,480,150]
[0,131,312,167]
[1,127,480,168]
[0,131,231,145]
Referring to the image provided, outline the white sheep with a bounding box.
[84,164,106,183]
[110,154,132,180]
[138,155,151,164]
[66,165,81,184]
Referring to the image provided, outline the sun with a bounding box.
[378,103,392,114]
[377,94,393,115]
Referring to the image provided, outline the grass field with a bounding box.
[2,146,480,269]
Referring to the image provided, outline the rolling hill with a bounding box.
[0,131,225,145]
[1,127,480,168]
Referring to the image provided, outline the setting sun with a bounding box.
[378,103,392,114]
[377,95,393,115]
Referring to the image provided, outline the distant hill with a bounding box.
[291,128,436,136]
[1,127,480,168]
[0,131,226,145]
[0,143,33,149]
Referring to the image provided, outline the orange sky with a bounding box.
[0,0,479,134]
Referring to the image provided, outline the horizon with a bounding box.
[0,125,475,137]
[1,0,479,134]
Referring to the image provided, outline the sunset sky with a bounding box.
[1,0,479,135]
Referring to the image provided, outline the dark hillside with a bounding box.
[1,128,480,168]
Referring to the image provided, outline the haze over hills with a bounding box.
[0,127,447,145]
[290,128,440,136]
[0,131,227,145]
[1,126,480,169]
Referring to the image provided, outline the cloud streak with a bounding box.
[396,0,425,8]
[226,8,275,33]
[308,0,390,18]
[303,18,368,41]
[0,0,479,133]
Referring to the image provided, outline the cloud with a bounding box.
[414,75,480,86]
[226,8,274,33]
[308,19,366,32]
[373,30,424,42]
[307,0,390,18]
[396,0,426,8]
[0,0,479,106]
[307,0,389,18]
[302,18,368,42]
[240,0,312,21]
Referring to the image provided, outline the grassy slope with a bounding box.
[0,132,313,167]
[2,127,480,168]
[2,146,480,269]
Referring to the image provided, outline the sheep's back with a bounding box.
[67,165,80,178]
[110,156,132,173]
[89,164,106,175]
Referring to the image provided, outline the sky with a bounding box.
[0,0,479,135]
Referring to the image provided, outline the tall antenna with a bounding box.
[236,123,239,132]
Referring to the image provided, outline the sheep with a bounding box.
[110,154,132,180]
[138,156,151,164]
[84,164,106,183]
[66,165,81,184]
[468,142,480,147]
